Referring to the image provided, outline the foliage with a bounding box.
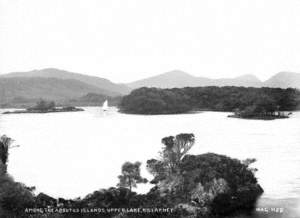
[179,153,263,216]
[28,99,56,111]
[0,135,35,217]
[0,135,15,175]
[0,135,12,166]
[120,87,190,114]
[0,175,35,217]
[162,134,195,164]
[147,133,195,186]
[120,86,299,114]
[146,135,263,217]
[83,187,138,208]
[117,162,147,191]
[0,133,262,218]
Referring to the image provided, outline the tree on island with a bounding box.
[120,86,299,115]
[146,133,263,217]
[28,99,56,112]
[147,133,195,183]
[0,133,263,218]
[161,133,195,174]
[117,161,147,191]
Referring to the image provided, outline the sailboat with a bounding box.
[102,100,108,111]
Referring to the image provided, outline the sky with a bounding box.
[1,0,300,83]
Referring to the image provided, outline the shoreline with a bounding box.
[227,114,290,120]
[2,107,84,114]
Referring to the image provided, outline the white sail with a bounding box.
[102,100,108,110]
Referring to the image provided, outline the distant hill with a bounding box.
[128,70,263,88]
[213,74,263,87]
[1,68,300,108]
[264,72,300,88]
[128,70,207,88]
[128,70,300,89]
[0,77,118,108]
[1,68,131,95]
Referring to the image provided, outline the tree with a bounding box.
[0,135,11,165]
[180,153,263,216]
[147,133,195,192]
[0,176,35,216]
[160,133,195,174]
[120,86,299,115]
[28,99,56,111]
[0,135,35,217]
[0,135,16,175]
[117,161,147,191]
[254,95,277,115]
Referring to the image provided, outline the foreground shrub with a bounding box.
[178,153,263,216]
[0,134,263,218]
[0,175,35,217]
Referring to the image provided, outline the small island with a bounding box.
[2,100,84,114]
[228,109,290,120]
[228,112,290,120]
[228,95,292,120]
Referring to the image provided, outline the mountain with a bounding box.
[264,72,300,88]
[0,77,121,107]
[128,70,206,88]
[1,68,299,108]
[213,74,262,87]
[1,68,131,95]
[128,70,263,88]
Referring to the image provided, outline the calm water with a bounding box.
[0,107,299,217]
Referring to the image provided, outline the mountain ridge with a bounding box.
[0,68,131,95]
[128,70,263,88]
[264,71,300,88]
[0,68,299,108]
[0,68,131,107]
[0,77,117,105]
[128,70,300,89]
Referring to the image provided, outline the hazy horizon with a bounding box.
[2,0,300,83]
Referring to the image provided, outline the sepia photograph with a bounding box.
[0,0,299,217]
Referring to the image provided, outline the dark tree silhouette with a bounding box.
[147,133,195,184]
[117,161,147,191]
[0,135,35,217]
[0,135,16,175]
[120,86,299,115]
[161,133,195,173]
[28,99,56,112]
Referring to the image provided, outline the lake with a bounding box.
[0,107,299,217]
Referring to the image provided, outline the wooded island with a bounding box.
[120,86,299,119]
[2,100,84,114]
